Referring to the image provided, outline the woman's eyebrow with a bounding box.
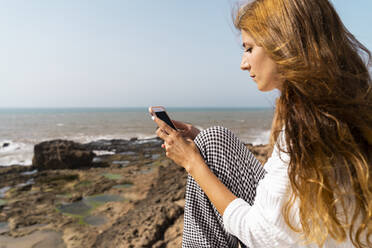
[242,42,252,48]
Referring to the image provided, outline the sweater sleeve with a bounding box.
[223,198,279,247]
[222,133,301,247]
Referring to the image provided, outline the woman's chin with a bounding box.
[257,83,268,92]
[257,82,280,92]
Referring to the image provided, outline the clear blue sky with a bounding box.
[0,0,371,108]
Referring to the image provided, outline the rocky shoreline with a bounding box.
[0,138,271,248]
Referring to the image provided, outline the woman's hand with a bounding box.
[153,116,238,216]
[153,117,203,172]
[171,120,201,140]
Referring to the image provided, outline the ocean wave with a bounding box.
[0,128,270,167]
[251,130,271,145]
[0,133,158,167]
[0,140,34,166]
[0,140,22,153]
[67,133,157,144]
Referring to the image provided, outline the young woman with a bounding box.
[152,0,371,247]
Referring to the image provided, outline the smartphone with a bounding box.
[149,106,177,130]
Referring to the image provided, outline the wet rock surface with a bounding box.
[93,161,187,248]
[0,138,270,248]
[33,140,95,170]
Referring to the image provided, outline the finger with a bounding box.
[164,142,170,150]
[153,116,175,135]
[156,127,169,141]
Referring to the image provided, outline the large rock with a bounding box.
[32,140,95,170]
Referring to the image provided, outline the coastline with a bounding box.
[0,107,274,168]
[0,137,271,247]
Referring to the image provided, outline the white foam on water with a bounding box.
[251,129,271,145]
[0,108,274,167]
[64,133,157,144]
[0,140,34,166]
[0,133,158,166]
[0,140,22,153]
[0,129,270,166]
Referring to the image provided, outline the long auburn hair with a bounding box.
[234,0,372,247]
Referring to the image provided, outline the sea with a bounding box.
[0,107,274,167]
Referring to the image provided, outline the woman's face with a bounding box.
[240,30,282,92]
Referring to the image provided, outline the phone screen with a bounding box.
[155,111,177,130]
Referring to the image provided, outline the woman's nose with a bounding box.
[240,55,250,71]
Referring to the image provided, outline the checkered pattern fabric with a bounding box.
[182,126,267,248]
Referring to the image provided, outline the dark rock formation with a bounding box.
[32,140,95,170]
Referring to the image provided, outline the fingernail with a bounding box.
[151,116,155,120]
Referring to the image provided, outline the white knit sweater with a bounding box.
[222,133,354,248]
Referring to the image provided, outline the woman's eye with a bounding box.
[245,48,252,53]
[241,44,253,53]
